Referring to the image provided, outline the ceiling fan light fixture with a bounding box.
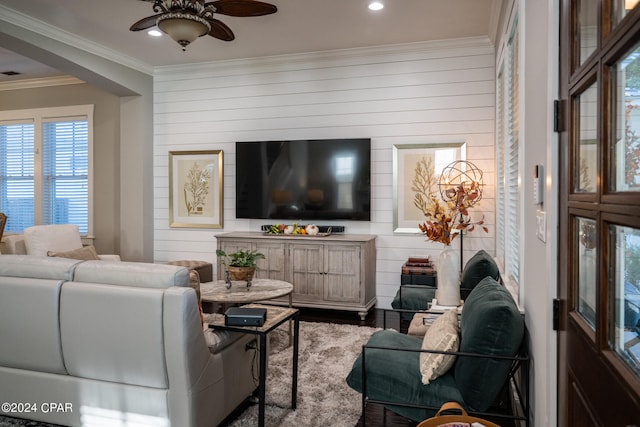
[157,12,211,50]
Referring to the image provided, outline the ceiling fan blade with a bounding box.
[207,18,235,41]
[205,0,277,17]
[130,14,161,31]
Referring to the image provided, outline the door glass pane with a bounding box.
[612,43,640,191]
[576,0,598,67]
[575,83,598,193]
[576,217,597,329]
[612,0,640,26]
[609,224,640,376]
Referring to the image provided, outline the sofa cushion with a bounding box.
[0,255,81,281]
[4,235,27,255]
[60,282,169,388]
[408,312,431,337]
[454,277,523,411]
[459,250,501,298]
[419,309,459,384]
[0,276,67,374]
[391,286,436,320]
[24,224,83,256]
[346,329,464,422]
[73,261,190,289]
[48,245,100,261]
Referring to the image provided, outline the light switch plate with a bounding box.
[536,210,546,243]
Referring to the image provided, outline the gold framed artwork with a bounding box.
[392,142,465,233]
[169,150,224,229]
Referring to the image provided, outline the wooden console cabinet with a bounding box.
[216,232,377,319]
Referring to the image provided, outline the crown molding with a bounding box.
[154,36,494,78]
[0,75,85,92]
[0,4,153,77]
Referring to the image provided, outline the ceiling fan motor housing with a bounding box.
[132,0,277,50]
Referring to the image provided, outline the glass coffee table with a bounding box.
[208,303,299,427]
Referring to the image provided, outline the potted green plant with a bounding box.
[215,248,265,281]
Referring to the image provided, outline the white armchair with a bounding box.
[3,224,120,261]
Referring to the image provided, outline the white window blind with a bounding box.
[0,120,35,232]
[496,70,506,266]
[495,15,520,286]
[0,106,93,234]
[42,117,89,233]
[507,25,520,284]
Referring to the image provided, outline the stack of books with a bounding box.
[400,256,437,286]
[401,256,436,275]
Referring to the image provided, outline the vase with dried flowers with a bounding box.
[412,158,488,305]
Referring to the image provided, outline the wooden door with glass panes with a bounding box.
[559,0,640,424]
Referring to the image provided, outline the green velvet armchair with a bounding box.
[347,276,529,426]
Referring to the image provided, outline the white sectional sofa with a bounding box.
[0,255,257,427]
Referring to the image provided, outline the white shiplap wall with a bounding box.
[153,36,496,309]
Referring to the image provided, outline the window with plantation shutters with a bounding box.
[496,14,520,288]
[507,24,520,284]
[0,105,93,235]
[0,120,35,232]
[496,71,506,266]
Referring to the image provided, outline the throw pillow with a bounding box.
[47,245,100,261]
[408,312,438,337]
[419,309,459,384]
[454,277,524,411]
[188,270,204,327]
[460,250,501,298]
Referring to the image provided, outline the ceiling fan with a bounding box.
[130,0,277,51]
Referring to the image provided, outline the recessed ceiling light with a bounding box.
[368,1,384,11]
[147,29,163,37]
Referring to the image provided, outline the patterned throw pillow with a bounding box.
[47,245,100,261]
[419,309,460,384]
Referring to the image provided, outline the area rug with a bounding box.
[0,321,378,427]
[225,320,379,427]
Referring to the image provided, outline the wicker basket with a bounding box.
[226,266,256,281]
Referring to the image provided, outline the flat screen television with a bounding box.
[236,138,371,221]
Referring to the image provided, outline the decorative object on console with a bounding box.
[264,223,331,236]
[169,150,223,229]
[262,224,343,234]
[130,0,277,51]
[413,159,488,306]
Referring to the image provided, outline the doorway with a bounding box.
[558,0,640,424]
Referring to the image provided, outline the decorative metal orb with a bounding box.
[437,160,484,207]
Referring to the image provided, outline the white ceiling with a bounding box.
[0,0,499,83]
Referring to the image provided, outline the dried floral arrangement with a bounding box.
[412,157,488,245]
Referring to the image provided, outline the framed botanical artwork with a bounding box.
[169,150,224,229]
[392,142,465,233]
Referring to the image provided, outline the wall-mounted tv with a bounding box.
[236,138,371,221]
